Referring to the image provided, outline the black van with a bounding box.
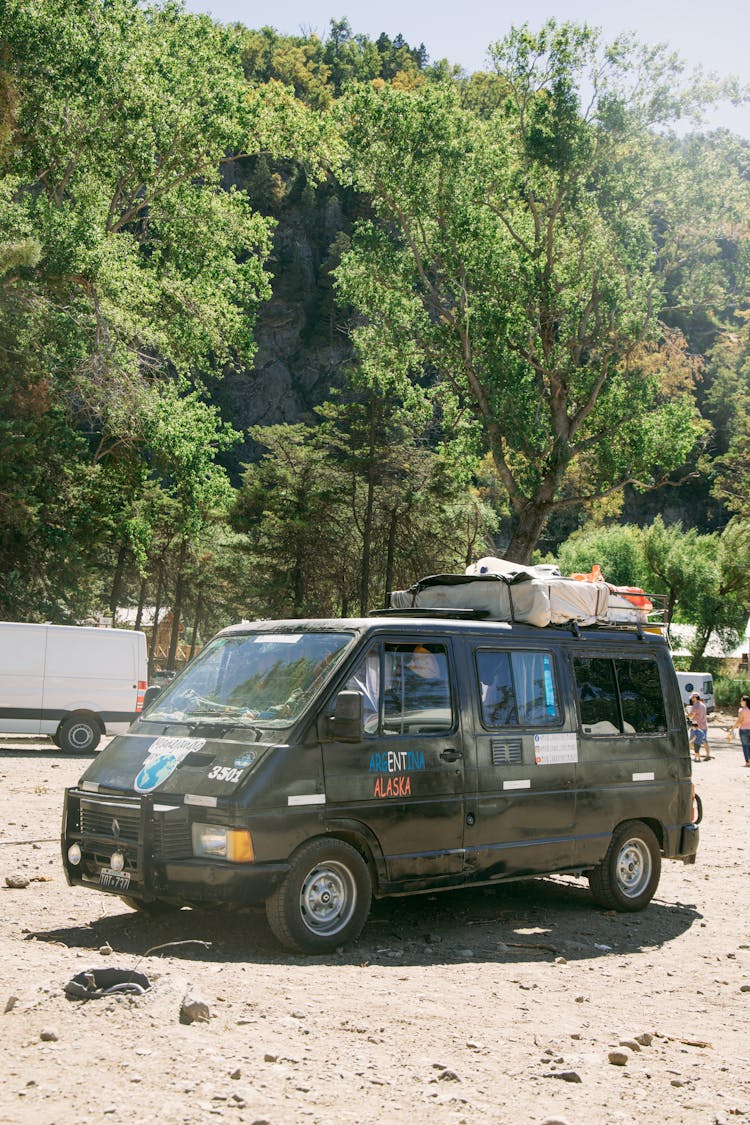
[62,615,700,952]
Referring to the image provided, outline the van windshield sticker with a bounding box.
[534,732,578,765]
[252,634,302,644]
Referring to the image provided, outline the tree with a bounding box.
[0,0,278,618]
[334,22,749,562]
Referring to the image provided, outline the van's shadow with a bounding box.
[30,877,700,968]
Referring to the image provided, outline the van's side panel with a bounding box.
[0,623,46,733]
[458,634,579,881]
[41,626,145,736]
[570,641,692,867]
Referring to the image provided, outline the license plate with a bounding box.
[99,868,131,892]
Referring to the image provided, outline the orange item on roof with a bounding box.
[569,564,652,612]
[609,585,652,611]
[570,565,604,583]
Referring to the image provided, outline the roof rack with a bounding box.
[369,607,491,619]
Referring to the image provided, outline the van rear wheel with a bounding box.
[265,838,371,953]
[57,715,101,754]
[589,820,661,911]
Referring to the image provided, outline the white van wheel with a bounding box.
[57,715,101,754]
[265,838,371,953]
[589,820,661,911]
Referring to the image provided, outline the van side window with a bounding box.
[574,656,666,735]
[476,650,560,727]
[344,643,453,735]
[616,659,667,733]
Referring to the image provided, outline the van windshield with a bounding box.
[144,631,354,728]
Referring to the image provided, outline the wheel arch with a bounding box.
[317,819,387,893]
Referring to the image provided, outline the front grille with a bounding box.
[490,737,523,766]
[81,801,140,843]
[78,797,191,861]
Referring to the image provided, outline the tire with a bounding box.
[120,896,182,916]
[57,714,101,754]
[588,820,661,912]
[265,837,372,953]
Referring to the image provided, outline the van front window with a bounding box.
[144,632,354,727]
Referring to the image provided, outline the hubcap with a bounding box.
[299,860,356,936]
[70,724,93,749]
[615,837,652,898]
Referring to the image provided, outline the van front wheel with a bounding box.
[57,715,101,754]
[589,820,661,911]
[265,838,371,953]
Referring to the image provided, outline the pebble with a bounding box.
[179,993,210,1025]
[619,1038,641,1052]
[608,1050,629,1066]
[99,943,113,956]
[40,1028,58,1042]
[635,1032,653,1046]
[4,996,19,1013]
[740,985,750,993]
[4,876,30,889]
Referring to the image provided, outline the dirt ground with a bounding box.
[0,715,748,1125]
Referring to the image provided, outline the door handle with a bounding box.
[440,749,463,762]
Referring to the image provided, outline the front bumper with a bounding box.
[62,787,288,907]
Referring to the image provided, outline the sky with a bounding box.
[182,0,750,137]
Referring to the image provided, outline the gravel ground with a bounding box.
[0,715,748,1125]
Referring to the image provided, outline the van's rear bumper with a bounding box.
[667,822,699,863]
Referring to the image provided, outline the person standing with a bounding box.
[727,693,750,767]
[687,692,711,762]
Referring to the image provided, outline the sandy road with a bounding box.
[0,722,748,1124]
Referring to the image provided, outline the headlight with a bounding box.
[68,843,82,865]
[191,823,254,863]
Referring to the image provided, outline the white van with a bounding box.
[676,671,715,714]
[0,623,147,752]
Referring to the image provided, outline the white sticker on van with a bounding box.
[503,779,531,790]
[253,634,303,644]
[632,772,655,782]
[534,732,578,765]
[288,794,326,806]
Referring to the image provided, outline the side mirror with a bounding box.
[142,685,163,712]
[330,690,364,742]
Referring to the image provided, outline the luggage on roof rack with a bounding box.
[389,558,663,628]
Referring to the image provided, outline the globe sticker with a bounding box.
[134,736,205,794]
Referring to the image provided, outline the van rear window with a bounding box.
[574,656,667,735]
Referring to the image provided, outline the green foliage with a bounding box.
[230,400,497,617]
[0,0,277,619]
[334,22,749,561]
[714,676,750,710]
[554,524,648,588]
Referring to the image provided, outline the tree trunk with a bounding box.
[148,563,164,680]
[189,589,203,661]
[383,508,399,605]
[358,400,378,614]
[503,501,555,564]
[109,544,128,623]
[134,577,147,631]
[167,540,188,672]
